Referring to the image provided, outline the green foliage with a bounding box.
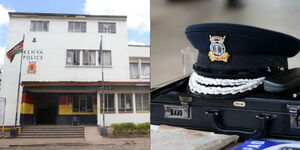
[111,122,150,136]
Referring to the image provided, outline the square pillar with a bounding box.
[114,93,119,114]
[132,93,136,114]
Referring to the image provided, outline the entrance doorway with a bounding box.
[35,94,58,125]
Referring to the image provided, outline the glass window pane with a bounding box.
[81,22,86,32]
[82,51,89,65]
[118,93,133,113]
[135,94,142,111]
[72,96,79,112]
[69,22,86,32]
[68,22,74,32]
[98,22,116,33]
[31,21,49,32]
[87,96,93,112]
[100,93,115,113]
[141,63,150,79]
[142,94,150,111]
[79,96,87,112]
[75,23,81,32]
[130,63,139,79]
[66,50,80,65]
[104,51,112,65]
[43,21,49,32]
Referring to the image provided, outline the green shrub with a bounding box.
[111,122,150,136]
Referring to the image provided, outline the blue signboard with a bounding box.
[233,139,300,150]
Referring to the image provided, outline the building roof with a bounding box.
[128,45,150,47]
[9,12,127,21]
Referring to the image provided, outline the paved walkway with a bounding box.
[0,126,150,150]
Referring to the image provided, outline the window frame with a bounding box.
[129,58,150,80]
[98,22,116,33]
[82,50,96,66]
[71,95,94,113]
[30,21,49,32]
[135,93,150,112]
[66,50,80,66]
[118,93,133,113]
[100,93,115,114]
[68,21,87,33]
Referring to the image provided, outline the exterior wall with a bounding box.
[128,45,150,58]
[0,13,150,126]
[97,91,150,126]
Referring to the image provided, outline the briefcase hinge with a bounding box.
[179,96,193,105]
[287,104,300,129]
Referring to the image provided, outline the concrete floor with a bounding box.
[151,0,300,87]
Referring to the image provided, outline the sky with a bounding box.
[0,0,150,65]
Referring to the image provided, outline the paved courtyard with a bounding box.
[0,127,150,150]
[0,137,149,150]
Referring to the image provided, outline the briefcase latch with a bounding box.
[287,105,300,129]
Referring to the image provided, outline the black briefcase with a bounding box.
[151,72,300,140]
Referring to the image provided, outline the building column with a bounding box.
[132,93,136,114]
[114,93,119,114]
[79,50,83,66]
[97,91,101,126]
[138,58,142,80]
[96,51,99,66]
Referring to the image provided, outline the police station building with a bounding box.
[0,12,150,127]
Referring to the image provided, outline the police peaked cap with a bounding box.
[185,23,300,78]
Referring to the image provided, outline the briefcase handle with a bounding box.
[205,110,277,139]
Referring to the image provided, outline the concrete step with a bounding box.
[23,128,83,131]
[21,131,83,133]
[17,135,84,138]
[23,126,84,129]
[19,126,85,138]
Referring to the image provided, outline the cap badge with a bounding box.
[208,35,230,62]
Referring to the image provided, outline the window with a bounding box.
[30,21,49,32]
[130,63,139,79]
[99,22,116,33]
[100,94,115,113]
[72,95,94,112]
[83,50,96,66]
[66,50,80,65]
[68,22,86,32]
[99,50,112,66]
[135,93,150,112]
[129,58,150,79]
[66,50,111,66]
[118,93,133,113]
[141,63,150,79]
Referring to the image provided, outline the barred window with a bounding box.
[98,22,116,33]
[68,22,86,32]
[30,21,49,32]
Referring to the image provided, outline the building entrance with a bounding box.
[35,94,58,125]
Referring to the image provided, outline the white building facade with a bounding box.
[0,12,150,127]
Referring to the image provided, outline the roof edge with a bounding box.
[9,12,127,20]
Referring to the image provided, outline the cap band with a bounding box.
[189,72,265,95]
[194,52,287,78]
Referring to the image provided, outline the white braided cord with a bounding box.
[189,72,265,95]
